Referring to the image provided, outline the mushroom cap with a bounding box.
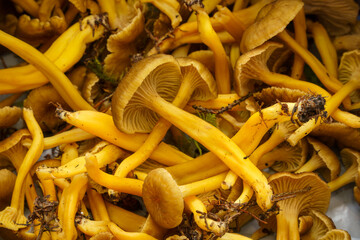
[253,87,307,108]
[269,172,331,214]
[298,215,314,235]
[240,0,304,52]
[142,168,184,229]
[300,209,336,240]
[234,41,283,97]
[187,50,215,74]
[0,169,16,202]
[176,57,217,101]
[338,49,360,104]
[311,122,360,151]
[303,0,359,36]
[81,72,101,105]
[23,84,71,132]
[0,106,22,129]
[307,137,341,181]
[340,147,360,170]
[112,54,182,134]
[258,139,308,172]
[0,129,30,153]
[318,229,351,240]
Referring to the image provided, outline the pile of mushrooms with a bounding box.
[0,0,359,239]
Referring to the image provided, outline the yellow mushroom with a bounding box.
[295,137,341,182]
[0,108,43,231]
[112,54,273,211]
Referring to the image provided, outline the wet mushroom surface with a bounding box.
[0,0,360,240]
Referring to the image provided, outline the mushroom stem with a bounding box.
[0,109,43,230]
[57,109,192,165]
[36,143,127,179]
[291,7,307,79]
[62,173,88,240]
[108,221,157,240]
[0,15,106,94]
[87,188,110,221]
[144,94,273,210]
[184,195,228,236]
[0,29,94,111]
[76,218,110,237]
[196,7,231,94]
[276,211,301,240]
[85,154,143,196]
[295,153,325,174]
[307,21,338,79]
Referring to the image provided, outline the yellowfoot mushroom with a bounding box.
[300,209,336,240]
[112,54,273,211]
[295,137,340,181]
[269,172,331,240]
[319,229,352,240]
[142,167,227,228]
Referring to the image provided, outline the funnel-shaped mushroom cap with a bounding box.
[269,172,331,214]
[176,57,217,101]
[240,0,304,52]
[0,106,21,129]
[297,137,340,182]
[303,0,359,36]
[112,54,182,134]
[24,84,70,131]
[300,209,336,240]
[319,229,351,240]
[187,50,215,74]
[142,168,184,229]
[338,49,360,103]
[234,41,283,96]
[258,139,308,172]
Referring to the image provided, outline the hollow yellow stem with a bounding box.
[184,195,227,236]
[291,7,307,79]
[108,221,157,240]
[37,142,126,179]
[85,154,143,196]
[60,143,79,165]
[196,7,230,94]
[87,188,110,221]
[0,108,43,230]
[76,218,110,236]
[57,109,192,165]
[63,173,88,240]
[0,30,94,111]
[307,21,338,79]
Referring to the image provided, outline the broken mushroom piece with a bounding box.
[112,54,273,211]
[300,209,336,240]
[295,137,341,182]
[269,172,331,240]
[142,168,226,229]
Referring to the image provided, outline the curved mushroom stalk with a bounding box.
[0,14,107,94]
[142,167,226,229]
[184,196,228,237]
[0,109,43,231]
[269,172,331,240]
[36,141,128,180]
[112,54,273,211]
[295,137,340,182]
[111,57,216,190]
[328,148,360,192]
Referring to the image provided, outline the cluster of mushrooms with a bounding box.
[0,0,360,239]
